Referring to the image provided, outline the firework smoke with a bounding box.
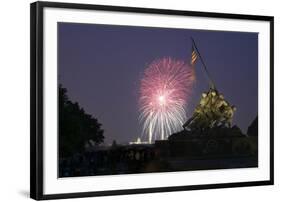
[139,57,195,143]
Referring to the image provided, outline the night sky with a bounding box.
[58,22,258,144]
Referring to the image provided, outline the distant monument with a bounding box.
[129,137,150,145]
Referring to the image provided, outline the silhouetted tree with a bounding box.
[247,116,258,136]
[59,84,104,157]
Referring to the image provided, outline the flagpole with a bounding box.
[190,37,216,89]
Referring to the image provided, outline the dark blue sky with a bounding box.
[58,22,258,144]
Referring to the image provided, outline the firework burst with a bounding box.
[139,57,195,143]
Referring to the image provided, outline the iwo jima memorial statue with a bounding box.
[154,38,258,171]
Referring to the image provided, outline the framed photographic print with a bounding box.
[30,1,274,200]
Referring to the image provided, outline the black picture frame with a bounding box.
[30,1,274,200]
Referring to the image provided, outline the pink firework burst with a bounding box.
[139,57,195,143]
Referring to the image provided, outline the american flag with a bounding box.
[191,45,198,66]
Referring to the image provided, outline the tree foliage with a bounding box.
[247,116,258,136]
[59,85,104,157]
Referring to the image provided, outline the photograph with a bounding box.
[58,22,259,178]
[0,0,278,201]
